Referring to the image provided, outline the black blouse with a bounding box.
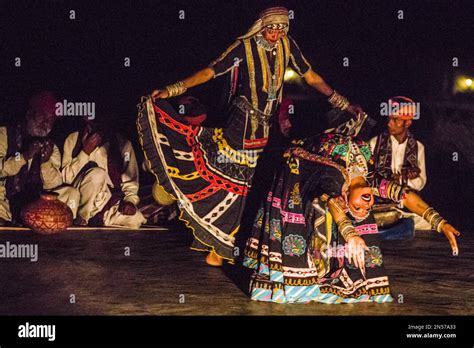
[209,34,312,116]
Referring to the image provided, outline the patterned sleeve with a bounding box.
[208,40,244,78]
[287,35,312,77]
[371,177,410,203]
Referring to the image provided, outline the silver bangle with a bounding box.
[328,90,350,110]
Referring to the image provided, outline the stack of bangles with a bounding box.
[336,217,359,241]
[165,81,187,97]
[328,90,350,111]
[422,207,447,233]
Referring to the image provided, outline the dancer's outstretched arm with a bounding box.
[401,190,461,255]
[152,67,215,99]
[303,69,334,96]
[328,197,369,275]
[303,69,363,116]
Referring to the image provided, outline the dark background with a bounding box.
[1,1,473,122]
[0,0,473,229]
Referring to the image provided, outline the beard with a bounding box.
[27,119,52,138]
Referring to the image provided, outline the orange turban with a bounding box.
[389,96,417,120]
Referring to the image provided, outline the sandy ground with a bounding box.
[0,226,472,316]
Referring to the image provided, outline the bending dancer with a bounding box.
[137,6,363,266]
[243,113,460,303]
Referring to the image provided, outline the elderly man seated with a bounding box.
[0,91,79,225]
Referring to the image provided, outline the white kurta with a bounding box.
[370,134,430,230]
[0,126,77,221]
[61,131,146,228]
[369,135,426,191]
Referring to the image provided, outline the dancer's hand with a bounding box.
[346,235,369,276]
[151,89,169,99]
[440,223,461,256]
[346,104,365,117]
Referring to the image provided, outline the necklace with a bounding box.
[255,35,283,102]
[255,34,277,52]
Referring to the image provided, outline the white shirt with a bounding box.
[369,135,427,191]
[0,126,64,221]
[0,126,63,190]
[61,131,141,205]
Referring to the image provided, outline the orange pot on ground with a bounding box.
[21,192,73,234]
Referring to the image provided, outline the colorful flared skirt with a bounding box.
[137,96,270,261]
[242,148,394,303]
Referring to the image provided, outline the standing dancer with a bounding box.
[137,6,363,265]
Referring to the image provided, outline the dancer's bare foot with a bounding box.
[205,251,223,267]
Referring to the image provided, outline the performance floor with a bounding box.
[0,226,472,316]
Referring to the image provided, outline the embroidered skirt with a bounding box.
[137,96,271,261]
[243,148,393,303]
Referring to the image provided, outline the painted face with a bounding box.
[347,184,374,221]
[387,116,409,136]
[263,24,287,43]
